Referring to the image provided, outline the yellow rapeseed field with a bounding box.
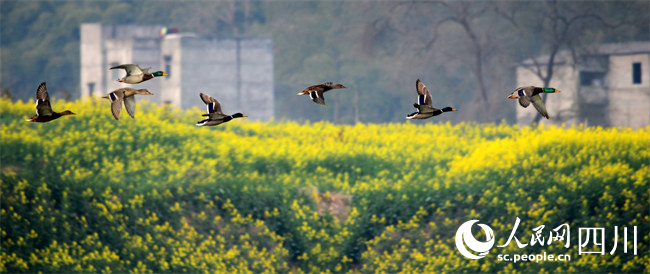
[1,98,648,272]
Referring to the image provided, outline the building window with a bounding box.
[111,62,120,80]
[632,62,641,84]
[164,55,172,78]
[88,82,95,95]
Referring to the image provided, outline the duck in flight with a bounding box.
[26,82,75,122]
[507,86,560,119]
[297,82,346,106]
[406,79,456,119]
[110,64,167,84]
[102,88,153,120]
[196,93,247,126]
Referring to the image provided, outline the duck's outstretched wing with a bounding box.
[106,90,124,120]
[199,93,223,114]
[530,94,549,119]
[416,79,433,107]
[309,90,327,106]
[110,64,144,76]
[199,93,226,116]
[35,82,53,116]
[518,96,531,108]
[123,95,137,119]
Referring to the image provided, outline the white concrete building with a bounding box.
[80,23,274,120]
[516,41,650,128]
[80,24,164,101]
[160,34,274,120]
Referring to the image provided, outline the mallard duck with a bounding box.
[196,93,247,126]
[26,82,75,122]
[406,79,456,119]
[102,88,153,120]
[297,82,346,106]
[507,86,560,119]
[110,64,168,84]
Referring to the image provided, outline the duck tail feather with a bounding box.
[196,119,208,126]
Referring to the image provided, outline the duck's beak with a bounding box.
[102,95,109,99]
[242,114,248,117]
[118,80,125,83]
[554,89,561,93]
[507,95,518,99]
[145,91,154,95]
[162,72,169,76]
[451,108,457,111]
[297,92,304,95]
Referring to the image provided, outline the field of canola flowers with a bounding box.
[1,97,648,272]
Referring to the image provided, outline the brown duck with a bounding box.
[102,88,153,120]
[297,82,346,106]
[406,79,456,119]
[26,82,75,122]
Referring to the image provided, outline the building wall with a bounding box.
[80,23,164,99]
[240,39,274,121]
[181,37,238,111]
[105,39,134,95]
[607,54,650,128]
[80,24,103,99]
[161,36,274,120]
[81,24,274,121]
[131,39,162,104]
[160,36,183,107]
[104,25,162,40]
[105,38,163,103]
[515,64,579,126]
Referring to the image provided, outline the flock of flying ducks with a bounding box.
[26,63,560,125]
